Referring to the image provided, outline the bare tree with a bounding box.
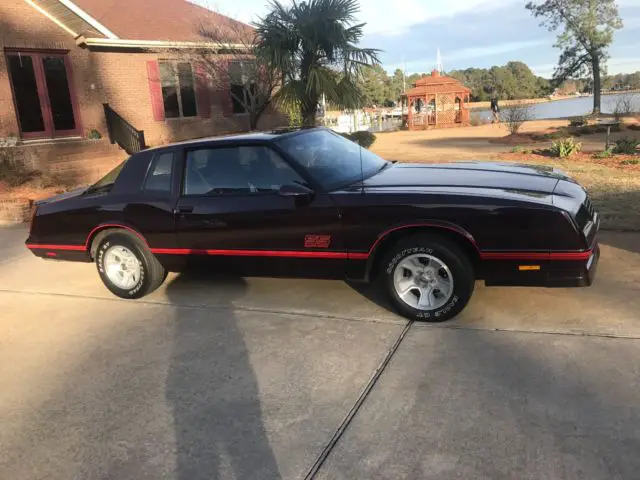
[502,104,534,135]
[610,93,638,121]
[197,18,279,131]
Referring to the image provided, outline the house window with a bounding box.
[228,61,257,114]
[159,62,197,118]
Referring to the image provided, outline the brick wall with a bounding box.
[0,0,286,146]
[92,51,286,146]
[0,0,105,138]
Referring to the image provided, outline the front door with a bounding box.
[175,144,346,278]
[6,50,81,139]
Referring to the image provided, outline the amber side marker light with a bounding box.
[519,265,541,271]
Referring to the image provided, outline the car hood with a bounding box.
[365,161,570,195]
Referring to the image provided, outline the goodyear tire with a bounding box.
[381,234,475,322]
[95,230,166,299]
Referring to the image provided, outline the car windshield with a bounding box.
[87,160,127,193]
[277,129,388,189]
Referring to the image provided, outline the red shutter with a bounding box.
[194,62,210,118]
[146,60,165,121]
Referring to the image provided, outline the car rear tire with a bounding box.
[381,234,475,322]
[95,230,166,299]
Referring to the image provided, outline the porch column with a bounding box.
[407,97,413,130]
[435,94,438,127]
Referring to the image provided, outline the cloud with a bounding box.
[355,0,519,36]
[194,0,640,75]
[445,39,547,62]
[191,0,519,35]
[529,63,556,77]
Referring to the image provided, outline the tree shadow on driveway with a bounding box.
[164,272,281,480]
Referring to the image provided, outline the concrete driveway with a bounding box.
[0,226,638,480]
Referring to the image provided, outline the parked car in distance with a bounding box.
[26,128,599,321]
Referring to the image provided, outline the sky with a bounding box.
[193,0,640,78]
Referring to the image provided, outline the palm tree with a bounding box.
[255,0,380,126]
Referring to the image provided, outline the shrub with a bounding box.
[87,129,102,140]
[0,146,36,187]
[592,149,613,159]
[612,137,640,154]
[341,131,377,149]
[502,103,534,135]
[550,138,582,158]
[470,114,490,127]
[610,94,637,120]
[569,116,587,127]
[511,146,533,154]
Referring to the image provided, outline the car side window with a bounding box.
[143,152,174,193]
[183,146,307,196]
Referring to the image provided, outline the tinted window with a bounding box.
[277,130,387,189]
[88,159,128,192]
[144,152,174,193]
[183,146,307,196]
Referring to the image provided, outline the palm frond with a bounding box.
[274,79,306,108]
[255,0,374,121]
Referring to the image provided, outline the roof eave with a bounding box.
[58,0,119,38]
[76,36,251,51]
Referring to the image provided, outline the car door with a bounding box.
[174,143,346,278]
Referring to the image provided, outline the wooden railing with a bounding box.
[103,104,146,155]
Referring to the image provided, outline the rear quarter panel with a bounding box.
[28,149,177,255]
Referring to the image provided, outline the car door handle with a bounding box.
[173,206,194,214]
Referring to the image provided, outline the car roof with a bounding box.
[143,127,320,153]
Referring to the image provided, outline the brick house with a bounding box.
[0,0,284,176]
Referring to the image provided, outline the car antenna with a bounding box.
[359,141,365,194]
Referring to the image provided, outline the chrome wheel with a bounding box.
[104,245,141,290]
[392,253,454,311]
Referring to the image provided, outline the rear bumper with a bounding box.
[25,241,91,262]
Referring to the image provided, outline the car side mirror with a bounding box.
[278,183,314,202]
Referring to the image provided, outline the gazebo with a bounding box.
[402,70,471,130]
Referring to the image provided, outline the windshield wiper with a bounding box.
[377,161,393,173]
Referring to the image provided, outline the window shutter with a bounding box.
[220,60,233,117]
[194,62,210,118]
[146,60,165,121]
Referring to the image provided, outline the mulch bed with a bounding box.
[0,182,68,223]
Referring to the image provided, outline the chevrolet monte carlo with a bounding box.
[26,128,599,321]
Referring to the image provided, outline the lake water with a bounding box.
[472,93,640,122]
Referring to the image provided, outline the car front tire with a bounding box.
[381,234,475,322]
[95,231,166,299]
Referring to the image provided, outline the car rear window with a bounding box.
[87,159,128,193]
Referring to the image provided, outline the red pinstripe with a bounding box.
[150,248,353,259]
[26,244,86,251]
[481,251,592,261]
[85,223,149,248]
[26,222,594,262]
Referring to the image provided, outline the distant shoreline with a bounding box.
[468,89,640,111]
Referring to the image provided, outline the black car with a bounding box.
[26,128,599,321]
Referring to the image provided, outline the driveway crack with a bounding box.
[303,320,414,479]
